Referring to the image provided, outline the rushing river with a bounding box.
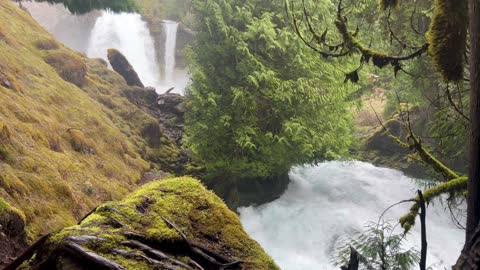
[239,161,464,269]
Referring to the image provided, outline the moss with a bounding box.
[0,1,182,239]
[25,177,279,270]
[141,118,163,147]
[0,196,26,236]
[0,145,13,163]
[0,120,11,142]
[34,39,59,51]
[400,176,467,232]
[426,0,468,81]
[44,52,87,87]
[65,129,97,154]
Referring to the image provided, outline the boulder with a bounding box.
[107,49,144,88]
[0,198,28,268]
[18,177,279,270]
[157,93,186,116]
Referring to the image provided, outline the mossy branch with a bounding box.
[288,0,428,71]
[399,176,467,232]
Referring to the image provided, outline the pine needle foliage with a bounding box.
[184,0,359,180]
[332,221,420,270]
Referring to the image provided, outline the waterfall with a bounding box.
[162,20,179,84]
[87,12,161,88]
[239,161,464,269]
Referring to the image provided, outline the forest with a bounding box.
[0,0,478,269]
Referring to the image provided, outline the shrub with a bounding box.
[44,52,87,87]
[34,39,59,50]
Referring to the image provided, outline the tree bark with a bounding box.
[466,0,480,242]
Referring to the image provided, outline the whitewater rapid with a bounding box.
[239,161,464,269]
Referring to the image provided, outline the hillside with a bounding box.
[0,0,183,256]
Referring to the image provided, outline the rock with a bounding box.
[0,198,28,268]
[360,119,428,178]
[157,93,186,116]
[107,49,144,88]
[208,173,291,210]
[139,169,168,185]
[20,177,279,270]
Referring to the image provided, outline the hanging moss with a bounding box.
[400,176,467,232]
[427,0,468,81]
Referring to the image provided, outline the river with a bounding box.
[239,161,464,269]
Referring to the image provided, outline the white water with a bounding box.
[24,3,189,94]
[239,161,464,269]
[162,20,179,84]
[87,12,161,88]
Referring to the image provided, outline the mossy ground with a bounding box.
[0,1,181,240]
[23,177,279,270]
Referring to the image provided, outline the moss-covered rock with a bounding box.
[0,197,27,268]
[21,177,279,270]
[107,49,144,88]
[359,119,429,178]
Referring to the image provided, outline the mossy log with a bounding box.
[16,177,278,270]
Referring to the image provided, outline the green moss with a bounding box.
[0,1,181,239]
[44,52,87,87]
[34,39,59,51]
[400,176,467,232]
[25,177,279,270]
[65,129,97,154]
[426,0,468,81]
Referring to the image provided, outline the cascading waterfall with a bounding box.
[24,2,189,94]
[239,161,464,269]
[87,12,161,88]
[162,20,179,84]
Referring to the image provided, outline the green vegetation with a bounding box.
[34,0,137,14]
[0,1,180,240]
[184,0,359,181]
[333,222,419,270]
[22,177,279,270]
[135,0,191,21]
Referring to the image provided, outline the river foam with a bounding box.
[239,161,464,269]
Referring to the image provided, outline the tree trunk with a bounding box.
[466,0,480,242]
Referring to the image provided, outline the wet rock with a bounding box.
[107,49,144,88]
[208,173,291,210]
[0,198,28,268]
[157,93,186,116]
